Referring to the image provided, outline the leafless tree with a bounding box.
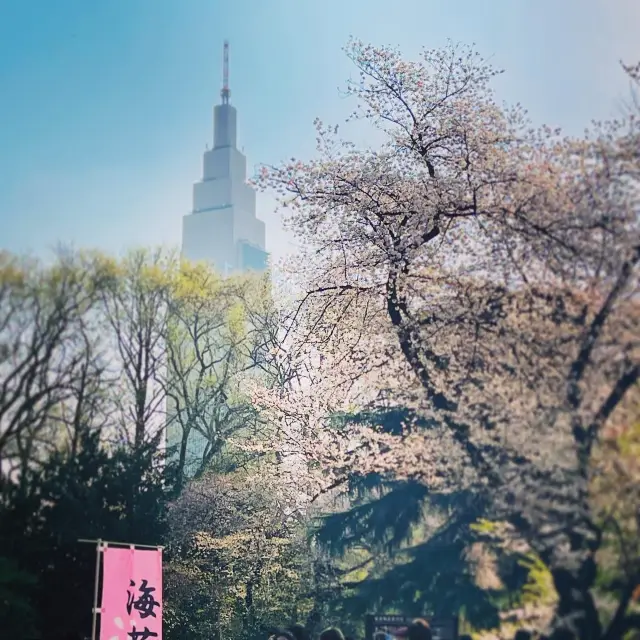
[0,250,111,482]
[100,249,174,450]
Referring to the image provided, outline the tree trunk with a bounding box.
[175,426,190,492]
[548,560,602,640]
[134,387,147,450]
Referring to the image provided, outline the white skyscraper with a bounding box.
[167,42,269,479]
[181,41,268,273]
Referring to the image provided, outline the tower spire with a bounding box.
[221,40,230,104]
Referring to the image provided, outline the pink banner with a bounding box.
[100,546,163,640]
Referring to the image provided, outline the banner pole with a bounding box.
[78,537,163,640]
[90,539,102,640]
[79,537,163,550]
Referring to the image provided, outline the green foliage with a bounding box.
[0,429,167,640]
[319,482,501,627]
[0,556,39,639]
[317,478,429,556]
[0,247,290,638]
[313,408,559,633]
[165,264,276,484]
[518,553,556,607]
[164,467,318,640]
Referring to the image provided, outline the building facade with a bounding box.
[181,44,267,274]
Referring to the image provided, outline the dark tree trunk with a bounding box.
[134,387,147,450]
[548,557,601,640]
[175,426,190,491]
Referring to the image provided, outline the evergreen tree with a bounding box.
[0,430,167,640]
[0,556,38,639]
[314,407,527,631]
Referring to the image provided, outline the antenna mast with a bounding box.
[221,40,230,104]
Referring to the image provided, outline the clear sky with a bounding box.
[0,0,638,265]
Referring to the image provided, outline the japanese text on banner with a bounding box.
[100,547,162,640]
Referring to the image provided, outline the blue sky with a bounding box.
[0,0,638,264]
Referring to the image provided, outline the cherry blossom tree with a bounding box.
[256,40,640,640]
